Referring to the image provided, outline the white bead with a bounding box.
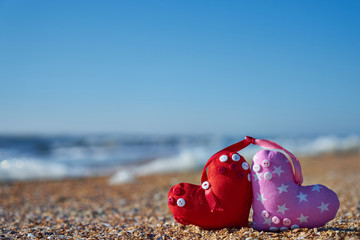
[177,198,185,207]
[253,163,261,172]
[262,159,271,168]
[272,216,280,224]
[219,155,228,162]
[264,172,272,181]
[232,154,240,161]
[242,162,249,170]
[262,210,270,218]
[201,181,210,190]
[283,218,291,226]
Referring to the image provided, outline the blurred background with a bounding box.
[0,1,359,183]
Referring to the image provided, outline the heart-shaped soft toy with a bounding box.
[168,139,253,229]
[247,137,340,231]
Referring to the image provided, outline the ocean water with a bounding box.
[0,134,359,183]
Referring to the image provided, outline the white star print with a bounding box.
[257,193,267,203]
[277,184,289,195]
[277,203,289,214]
[312,184,322,192]
[253,172,262,182]
[296,192,308,202]
[318,202,329,213]
[272,165,285,177]
[263,217,272,226]
[297,213,309,223]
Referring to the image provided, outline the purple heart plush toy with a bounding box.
[246,137,340,232]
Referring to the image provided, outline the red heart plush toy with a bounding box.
[168,139,253,229]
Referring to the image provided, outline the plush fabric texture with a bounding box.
[251,149,340,232]
[168,136,340,231]
[168,139,253,229]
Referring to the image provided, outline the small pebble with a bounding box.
[27,233,36,238]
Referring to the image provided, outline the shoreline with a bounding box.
[0,153,359,239]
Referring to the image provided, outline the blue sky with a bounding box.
[0,1,359,136]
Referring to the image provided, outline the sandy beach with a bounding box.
[0,152,359,239]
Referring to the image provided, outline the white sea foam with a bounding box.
[0,134,359,182]
[0,157,77,181]
[109,148,208,184]
[109,134,360,184]
[276,134,360,155]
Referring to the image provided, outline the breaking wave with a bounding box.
[0,134,359,182]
